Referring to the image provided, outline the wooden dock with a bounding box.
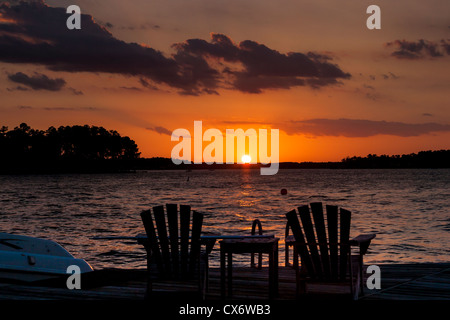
[0,263,449,301]
[362,263,450,300]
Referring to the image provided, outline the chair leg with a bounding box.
[145,276,152,300]
[293,246,299,270]
[353,272,361,300]
[348,252,356,300]
[295,268,306,298]
[197,254,210,300]
[206,257,209,291]
[359,255,364,296]
[285,243,290,267]
[144,252,152,300]
[200,271,207,301]
[350,254,363,300]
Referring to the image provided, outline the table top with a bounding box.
[220,237,279,245]
[94,233,275,241]
[220,237,279,255]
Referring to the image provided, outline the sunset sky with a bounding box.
[1,0,449,162]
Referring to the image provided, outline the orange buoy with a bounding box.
[281,188,287,195]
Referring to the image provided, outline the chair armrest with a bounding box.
[285,235,296,244]
[350,234,376,244]
[350,234,376,255]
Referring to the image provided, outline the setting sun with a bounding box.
[241,155,251,164]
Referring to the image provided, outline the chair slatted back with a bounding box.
[140,204,203,279]
[286,202,352,281]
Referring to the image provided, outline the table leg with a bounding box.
[227,252,233,298]
[220,248,226,299]
[269,250,274,299]
[268,243,279,299]
[274,243,279,297]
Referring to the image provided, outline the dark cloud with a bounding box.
[15,105,98,111]
[146,126,172,136]
[119,86,144,92]
[173,33,350,93]
[381,72,398,80]
[220,120,269,126]
[218,118,450,138]
[7,85,28,91]
[7,71,82,94]
[95,20,114,29]
[42,107,77,111]
[42,106,99,111]
[364,92,382,102]
[285,119,450,137]
[0,1,180,89]
[0,1,350,95]
[69,87,83,95]
[385,39,450,59]
[7,72,66,91]
[119,23,160,31]
[441,39,450,55]
[388,72,399,79]
[139,77,159,91]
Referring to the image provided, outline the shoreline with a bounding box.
[1,164,450,175]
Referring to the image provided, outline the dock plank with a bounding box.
[0,263,449,300]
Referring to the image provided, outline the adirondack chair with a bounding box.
[140,204,209,300]
[285,202,376,300]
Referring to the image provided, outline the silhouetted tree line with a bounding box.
[0,123,140,173]
[340,150,450,169]
[132,150,450,171]
[1,123,448,173]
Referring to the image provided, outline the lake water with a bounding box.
[0,169,449,269]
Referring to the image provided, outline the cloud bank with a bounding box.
[286,119,450,137]
[0,1,350,95]
[7,72,66,91]
[386,39,450,59]
[173,33,350,94]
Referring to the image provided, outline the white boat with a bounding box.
[0,232,93,283]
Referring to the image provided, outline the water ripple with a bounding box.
[0,168,448,269]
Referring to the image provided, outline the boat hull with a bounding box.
[0,233,93,283]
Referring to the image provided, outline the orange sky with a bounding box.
[1,0,449,162]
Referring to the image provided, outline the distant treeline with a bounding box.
[0,123,140,173]
[339,150,450,169]
[132,150,450,171]
[0,123,449,173]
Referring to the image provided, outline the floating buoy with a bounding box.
[281,188,287,195]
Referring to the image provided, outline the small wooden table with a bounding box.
[220,237,279,299]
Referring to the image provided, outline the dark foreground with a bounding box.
[0,263,449,301]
